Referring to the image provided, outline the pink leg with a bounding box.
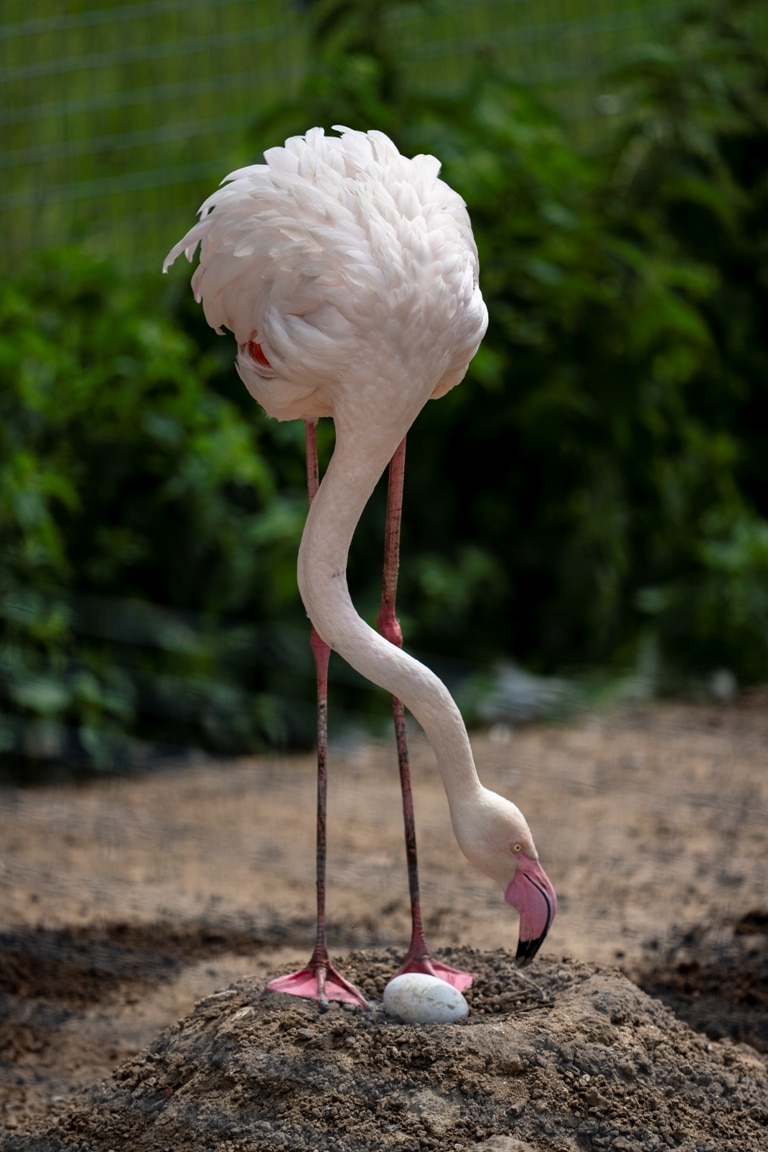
[377,437,475,992]
[267,421,369,1010]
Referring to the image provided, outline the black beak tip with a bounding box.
[515,934,546,968]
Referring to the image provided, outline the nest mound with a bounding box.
[11,948,768,1152]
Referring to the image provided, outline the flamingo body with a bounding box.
[165,126,485,423]
[164,126,556,989]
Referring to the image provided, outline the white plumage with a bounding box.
[165,126,555,1005]
[164,125,487,421]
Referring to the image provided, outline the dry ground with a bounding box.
[1,697,767,1149]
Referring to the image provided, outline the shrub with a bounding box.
[0,250,312,771]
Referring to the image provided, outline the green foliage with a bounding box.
[2,0,766,773]
[376,0,768,682]
[0,251,314,771]
[592,1,768,681]
[246,0,767,688]
[242,0,425,149]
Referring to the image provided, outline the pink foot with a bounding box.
[268,960,369,1009]
[397,951,476,992]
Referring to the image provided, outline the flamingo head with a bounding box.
[453,788,557,967]
[504,849,558,967]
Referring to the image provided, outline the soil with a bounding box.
[1,695,767,1150]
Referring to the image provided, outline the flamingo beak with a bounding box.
[504,857,557,967]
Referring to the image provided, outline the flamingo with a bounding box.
[164,125,557,1008]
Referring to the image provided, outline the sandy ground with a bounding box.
[1,696,767,1149]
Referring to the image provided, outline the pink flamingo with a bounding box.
[164,126,556,1008]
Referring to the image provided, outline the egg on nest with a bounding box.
[382,973,469,1024]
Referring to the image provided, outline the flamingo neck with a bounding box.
[296,420,485,813]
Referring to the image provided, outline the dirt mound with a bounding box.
[3,704,768,1148]
[631,911,768,1055]
[8,949,768,1152]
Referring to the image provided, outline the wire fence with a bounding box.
[2,0,684,273]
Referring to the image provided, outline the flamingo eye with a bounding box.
[246,340,271,368]
[511,843,522,854]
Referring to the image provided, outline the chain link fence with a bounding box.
[2,0,681,272]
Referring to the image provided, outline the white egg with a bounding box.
[382,973,469,1024]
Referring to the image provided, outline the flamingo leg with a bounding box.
[267,421,369,1010]
[376,437,476,993]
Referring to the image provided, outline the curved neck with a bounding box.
[297,420,484,811]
